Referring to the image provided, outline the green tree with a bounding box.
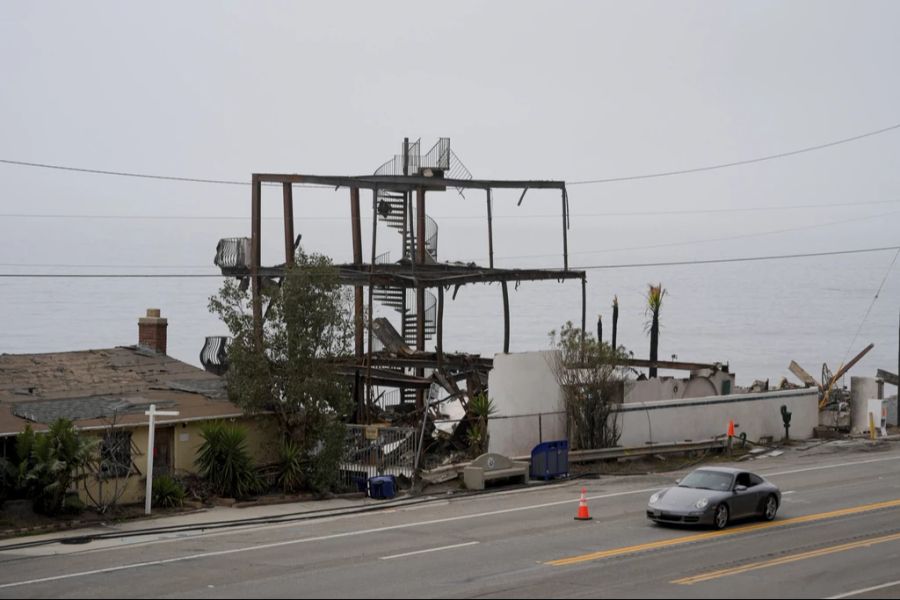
[22,419,97,515]
[209,246,354,494]
[549,322,630,449]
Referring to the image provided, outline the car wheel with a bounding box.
[713,504,729,530]
[762,495,778,521]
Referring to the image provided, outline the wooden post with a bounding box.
[487,189,494,269]
[282,183,294,265]
[364,189,378,424]
[251,175,263,347]
[502,281,510,354]
[437,285,445,364]
[562,189,569,271]
[350,187,364,418]
[581,276,587,342]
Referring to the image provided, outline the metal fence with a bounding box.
[339,424,418,491]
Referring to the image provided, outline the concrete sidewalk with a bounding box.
[0,491,426,549]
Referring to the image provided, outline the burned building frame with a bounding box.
[222,139,587,423]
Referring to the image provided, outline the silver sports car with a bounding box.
[646,466,781,529]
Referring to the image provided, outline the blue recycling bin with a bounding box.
[530,440,569,480]
[367,475,397,499]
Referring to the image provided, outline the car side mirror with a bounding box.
[734,485,748,493]
[675,478,681,485]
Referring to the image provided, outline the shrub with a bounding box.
[466,394,496,457]
[195,422,260,499]
[276,439,304,494]
[62,492,86,515]
[303,421,347,495]
[152,475,186,508]
[23,419,97,515]
[0,457,14,507]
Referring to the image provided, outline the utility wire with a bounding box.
[1,246,897,278]
[3,121,900,189]
[3,199,900,222]
[574,246,900,271]
[841,247,900,365]
[567,121,900,185]
[485,209,899,261]
[3,210,892,271]
[0,159,326,188]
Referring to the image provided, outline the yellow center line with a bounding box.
[673,531,900,585]
[546,498,900,567]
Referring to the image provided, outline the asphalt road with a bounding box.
[3,443,900,599]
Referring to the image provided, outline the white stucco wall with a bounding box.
[488,351,566,457]
[616,388,820,447]
[487,351,819,457]
[623,371,734,403]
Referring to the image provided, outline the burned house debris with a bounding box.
[211,138,586,465]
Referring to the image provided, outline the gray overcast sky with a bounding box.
[1,1,898,379]
[2,2,899,249]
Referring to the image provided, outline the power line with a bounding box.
[841,247,900,364]
[490,209,899,261]
[3,199,900,222]
[567,121,900,185]
[0,159,327,188]
[1,246,897,278]
[4,120,900,191]
[574,245,900,270]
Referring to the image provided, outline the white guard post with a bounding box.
[145,404,180,515]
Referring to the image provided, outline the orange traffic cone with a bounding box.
[727,419,735,438]
[574,487,592,521]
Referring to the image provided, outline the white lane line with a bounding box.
[826,579,900,599]
[783,491,796,495]
[761,455,900,478]
[380,541,479,560]
[0,487,658,589]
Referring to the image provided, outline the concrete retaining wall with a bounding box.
[616,388,819,447]
[487,350,819,457]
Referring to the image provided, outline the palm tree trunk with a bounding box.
[612,297,619,350]
[649,312,659,378]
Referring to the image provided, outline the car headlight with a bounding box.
[649,492,663,505]
[695,498,709,510]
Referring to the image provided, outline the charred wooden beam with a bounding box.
[486,189,494,269]
[502,281,510,354]
[254,173,567,192]
[877,369,899,387]
[251,176,263,347]
[282,183,294,265]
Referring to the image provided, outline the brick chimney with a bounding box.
[138,308,168,354]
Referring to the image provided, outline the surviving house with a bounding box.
[0,309,275,505]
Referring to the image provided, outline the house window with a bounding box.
[100,430,133,478]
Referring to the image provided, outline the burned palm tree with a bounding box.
[645,284,666,378]
[611,295,619,351]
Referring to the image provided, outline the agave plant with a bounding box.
[467,394,497,457]
[276,438,304,494]
[152,475,186,508]
[195,422,261,499]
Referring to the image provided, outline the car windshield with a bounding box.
[678,470,733,491]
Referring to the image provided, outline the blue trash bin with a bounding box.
[367,475,397,499]
[530,440,569,480]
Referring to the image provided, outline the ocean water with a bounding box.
[1,216,897,389]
